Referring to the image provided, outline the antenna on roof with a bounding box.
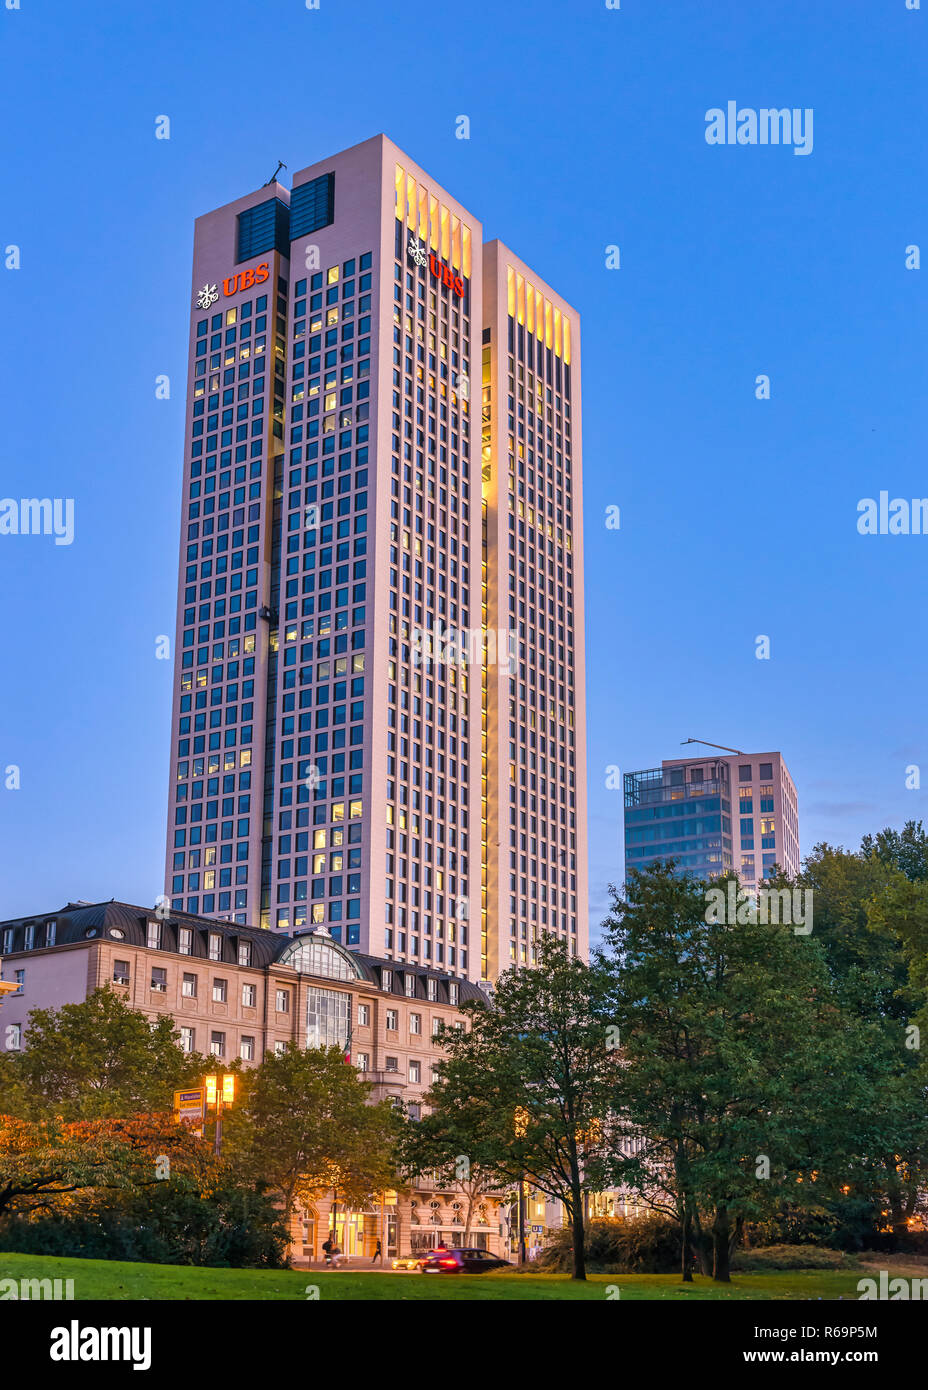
[680,737,744,755]
[264,159,287,187]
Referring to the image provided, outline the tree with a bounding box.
[2,987,206,1120]
[0,1111,220,1219]
[797,843,909,1020]
[598,864,880,1282]
[222,1045,400,1232]
[799,835,928,1239]
[418,935,623,1280]
[860,820,928,883]
[396,1051,511,1246]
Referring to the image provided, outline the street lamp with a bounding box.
[204,1072,236,1156]
[514,1106,529,1266]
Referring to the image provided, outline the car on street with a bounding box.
[419,1247,513,1273]
[391,1255,426,1270]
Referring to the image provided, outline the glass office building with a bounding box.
[163,135,587,983]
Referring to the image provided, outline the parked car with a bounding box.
[419,1247,512,1273]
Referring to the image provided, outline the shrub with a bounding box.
[537,1216,682,1274]
[0,1185,289,1268]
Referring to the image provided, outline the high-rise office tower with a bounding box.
[623,749,799,891]
[165,135,586,982]
[481,244,586,979]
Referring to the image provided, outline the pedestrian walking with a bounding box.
[372,1239,382,1266]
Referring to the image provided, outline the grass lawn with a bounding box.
[0,1251,869,1300]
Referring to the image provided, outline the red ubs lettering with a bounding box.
[223,262,270,296]
[428,252,464,298]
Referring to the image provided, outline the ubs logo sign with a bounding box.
[195,261,270,310]
[406,236,464,298]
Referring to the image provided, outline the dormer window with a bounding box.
[23,924,35,950]
[147,921,162,950]
[404,973,416,998]
[381,968,392,992]
[208,932,222,961]
[179,927,192,956]
[449,982,459,1006]
[427,977,437,1002]
[238,941,252,967]
[45,920,57,947]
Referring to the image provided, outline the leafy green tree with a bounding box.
[598,864,881,1282]
[797,835,928,1236]
[860,820,928,882]
[795,843,907,1016]
[222,1044,400,1231]
[2,987,206,1120]
[416,935,623,1280]
[396,1050,512,1246]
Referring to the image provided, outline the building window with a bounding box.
[238,941,252,967]
[409,1012,421,1034]
[182,973,197,998]
[179,1026,195,1053]
[6,1023,21,1050]
[23,925,35,950]
[45,920,56,947]
[409,1060,421,1084]
[240,1036,255,1061]
[151,967,167,993]
[289,172,335,241]
[179,927,192,955]
[738,764,752,782]
[358,1003,370,1026]
[407,1102,421,1121]
[759,762,773,780]
[432,1016,442,1036]
[113,960,130,987]
[276,988,290,1013]
[382,968,393,992]
[427,977,437,1002]
[208,933,222,961]
[1,928,11,953]
[355,1052,370,1072]
[242,983,257,1008]
[13,969,24,995]
[385,1056,399,1072]
[274,1040,286,1055]
[213,978,227,1003]
[147,922,161,950]
[305,986,349,1050]
[386,1008,398,1031]
[210,1031,226,1057]
[404,973,416,997]
[448,982,459,1006]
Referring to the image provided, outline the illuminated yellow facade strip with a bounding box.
[505,263,573,361]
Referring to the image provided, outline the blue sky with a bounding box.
[0,0,925,944]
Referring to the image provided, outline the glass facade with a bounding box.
[623,762,733,880]
[306,984,350,1049]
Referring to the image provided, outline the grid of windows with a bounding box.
[382,218,474,975]
[289,173,335,241]
[269,251,374,939]
[237,197,290,263]
[502,286,579,967]
[171,272,289,923]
